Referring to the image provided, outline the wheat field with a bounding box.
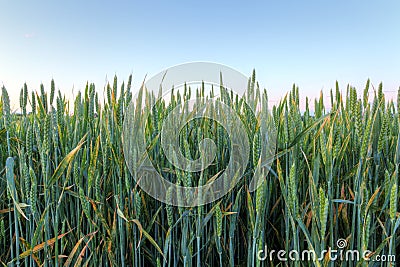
[0,73,399,266]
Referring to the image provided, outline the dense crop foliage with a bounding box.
[0,74,399,266]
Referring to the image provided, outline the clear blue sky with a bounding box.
[1,0,399,109]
